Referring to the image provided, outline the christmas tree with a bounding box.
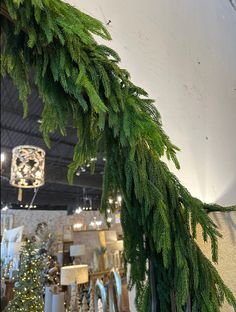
[5,237,46,312]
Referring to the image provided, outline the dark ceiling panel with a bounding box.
[1,75,104,212]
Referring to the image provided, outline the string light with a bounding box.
[117,195,122,203]
[73,223,83,230]
[95,220,102,228]
[107,217,112,223]
[75,207,82,214]
[1,153,5,162]
[6,239,55,311]
[2,205,9,211]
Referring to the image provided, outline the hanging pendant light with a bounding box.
[10,145,45,201]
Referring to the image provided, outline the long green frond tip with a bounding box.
[205,204,236,213]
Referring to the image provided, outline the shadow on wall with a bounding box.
[212,179,236,244]
[211,179,236,243]
[211,179,236,239]
[212,211,236,244]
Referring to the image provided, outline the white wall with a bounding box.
[65,1,236,310]
[64,0,236,312]
[67,0,236,205]
[5,209,121,237]
[65,0,236,310]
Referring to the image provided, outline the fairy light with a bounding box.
[75,207,82,215]
[6,239,53,311]
[73,223,83,230]
[117,195,122,203]
[107,217,112,223]
[1,153,5,162]
[2,205,8,211]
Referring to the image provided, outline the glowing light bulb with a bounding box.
[117,195,122,203]
[1,153,5,162]
[73,223,83,230]
[75,207,82,215]
[81,167,86,172]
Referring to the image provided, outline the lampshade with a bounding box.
[60,264,88,285]
[70,244,85,257]
[10,146,45,200]
[106,240,123,252]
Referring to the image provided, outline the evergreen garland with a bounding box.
[1,0,236,311]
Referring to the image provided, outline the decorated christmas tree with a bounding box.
[5,237,46,312]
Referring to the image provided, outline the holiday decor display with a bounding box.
[10,145,45,201]
[89,281,95,312]
[60,265,89,311]
[51,292,65,312]
[94,280,107,312]
[70,244,86,264]
[4,237,46,312]
[80,296,89,312]
[60,265,89,286]
[44,286,53,312]
[1,0,236,311]
[34,222,60,286]
[67,283,79,312]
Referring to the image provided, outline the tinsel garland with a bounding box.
[1,0,236,311]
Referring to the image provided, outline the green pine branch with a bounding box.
[1,0,236,311]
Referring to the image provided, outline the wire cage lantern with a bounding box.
[10,145,46,201]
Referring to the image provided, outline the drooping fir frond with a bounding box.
[1,0,236,311]
[204,203,236,213]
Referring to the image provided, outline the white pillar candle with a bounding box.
[44,286,52,312]
[52,292,65,312]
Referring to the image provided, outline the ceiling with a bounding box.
[1,75,104,212]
